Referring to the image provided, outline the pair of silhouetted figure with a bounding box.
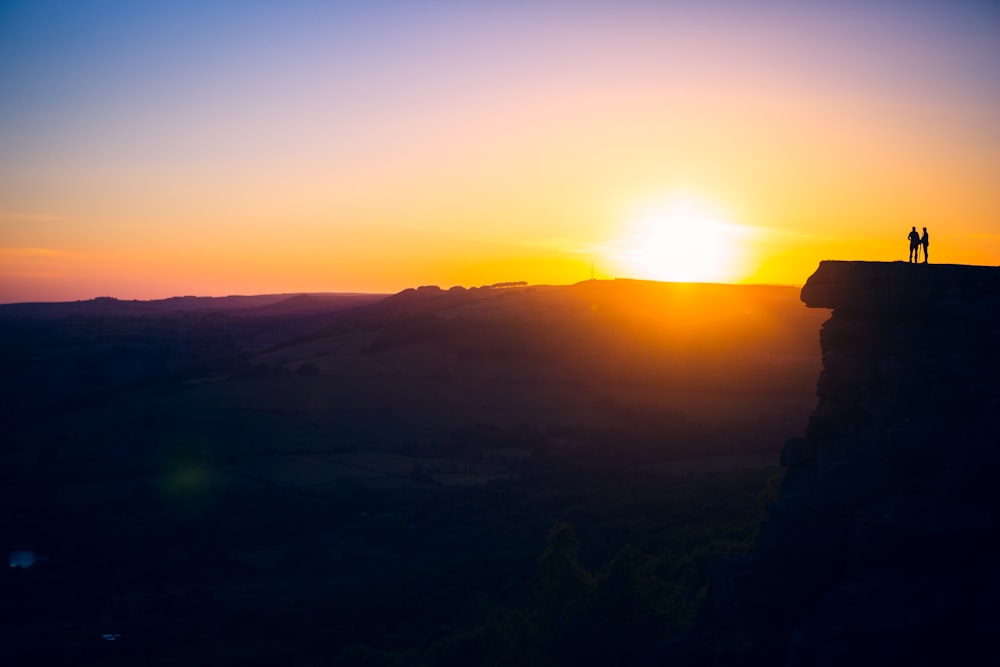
[908,226,929,263]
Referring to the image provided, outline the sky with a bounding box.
[1,0,998,302]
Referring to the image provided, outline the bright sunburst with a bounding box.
[610,197,751,283]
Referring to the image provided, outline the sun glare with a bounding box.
[610,198,751,283]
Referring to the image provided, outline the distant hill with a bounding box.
[0,279,827,459]
[0,292,387,319]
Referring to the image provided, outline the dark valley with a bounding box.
[1,279,826,665]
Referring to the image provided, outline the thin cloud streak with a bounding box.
[0,246,71,257]
[0,210,63,223]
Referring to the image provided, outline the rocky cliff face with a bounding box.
[680,261,1000,665]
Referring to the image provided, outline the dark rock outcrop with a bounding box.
[663,261,1000,666]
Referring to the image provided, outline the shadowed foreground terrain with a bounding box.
[0,280,829,664]
[660,261,1000,666]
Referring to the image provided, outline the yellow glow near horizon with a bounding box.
[608,197,754,284]
[1,3,998,303]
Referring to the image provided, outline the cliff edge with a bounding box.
[663,261,1000,666]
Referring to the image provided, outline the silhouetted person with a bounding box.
[907,226,920,263]
[920,227,929,263]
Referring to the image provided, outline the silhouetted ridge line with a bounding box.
[0,292,387,318]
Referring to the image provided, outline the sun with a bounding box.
[609,198,750,283]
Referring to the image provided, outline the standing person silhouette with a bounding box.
[920,227,929,263]
[907,226,921,263]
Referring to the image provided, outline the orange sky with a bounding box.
[1,1,998,302]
